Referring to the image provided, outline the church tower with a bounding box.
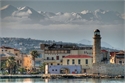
[93,29,101,63]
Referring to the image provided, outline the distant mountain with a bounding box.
[78,39,92,45]
[0,5,124,24]
[0,5,18,18]
[13,6,45,21]
[38,11,56,17]
[78,39,113,49]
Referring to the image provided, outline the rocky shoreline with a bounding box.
[42,74,125,79]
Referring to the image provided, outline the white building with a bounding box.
[48,65,82,74]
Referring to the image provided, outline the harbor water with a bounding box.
[0,78,124,83]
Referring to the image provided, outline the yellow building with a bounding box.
[63,55,92,73]
[110,51,125,64]
[23,55,33,71]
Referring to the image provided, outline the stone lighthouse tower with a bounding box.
[93,29,101,63]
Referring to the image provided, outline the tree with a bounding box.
[30,50,39,69]
[18,67,26,74]
[1,61,6,74]
[39,63,46,73]
[5,56,16,74]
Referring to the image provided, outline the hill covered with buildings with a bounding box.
[0,37,119,53]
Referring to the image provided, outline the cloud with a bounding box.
[12,11,30,17]
[121,14,125,19]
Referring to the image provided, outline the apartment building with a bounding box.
[0,46,23,67]
[40,43,92,66]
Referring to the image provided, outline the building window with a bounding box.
[55,69,57,71]
[20,61,22,63]
[56,56,59,60]
[85,59,88,64]
[78,59,81,64]
[57,63,60,65]
[15,53,18,56]
[67,50,70,53]
[62,56,65,58]
[67,59,69,65]
[72,59,75,64]
[35,61,41,66]
[47,57,49,60]
[52,69,54,71]
[51,63,53,65]
[119,61,122,64]
[52,57,54,60]
[84,69,86,73]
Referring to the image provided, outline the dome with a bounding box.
[94,29,100,32]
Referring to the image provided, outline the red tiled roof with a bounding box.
[64,55,92,58]
[110,52,118,56]
[0,46,20,51]
[101,50,108,52]
[0,46,13,49]
[116,51,124,55]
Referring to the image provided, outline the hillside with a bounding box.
[0,37,119,53]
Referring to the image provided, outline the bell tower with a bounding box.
[93,29,101,63]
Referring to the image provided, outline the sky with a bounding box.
[0,0,125,50]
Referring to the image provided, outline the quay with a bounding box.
[42,74,124,79]
[0,74,124,79]
[0,74,42,78]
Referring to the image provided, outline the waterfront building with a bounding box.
[40,43,92,66]
[110,51,125,64]
[63,55,92,73]
[23,54,33,71]
[110,51,119,63]
[115,51,125,64]
[0,46,23,67]
[48,65,82,74]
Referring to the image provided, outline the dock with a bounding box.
[0,74,124,79]
[42,74,124,79]
[42,74,93,79]
[0,74,42,78]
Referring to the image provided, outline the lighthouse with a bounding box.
[93,29,101,63]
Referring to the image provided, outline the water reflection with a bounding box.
[23,78,33,83]
[0,78,124,83]
[45,79,48,83]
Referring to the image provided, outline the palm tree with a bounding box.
[5,56,16,74]
[30,50,39,69]
[39,63,46,73]
[18,67,26,74]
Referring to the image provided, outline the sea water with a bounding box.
[0,78,124,83]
